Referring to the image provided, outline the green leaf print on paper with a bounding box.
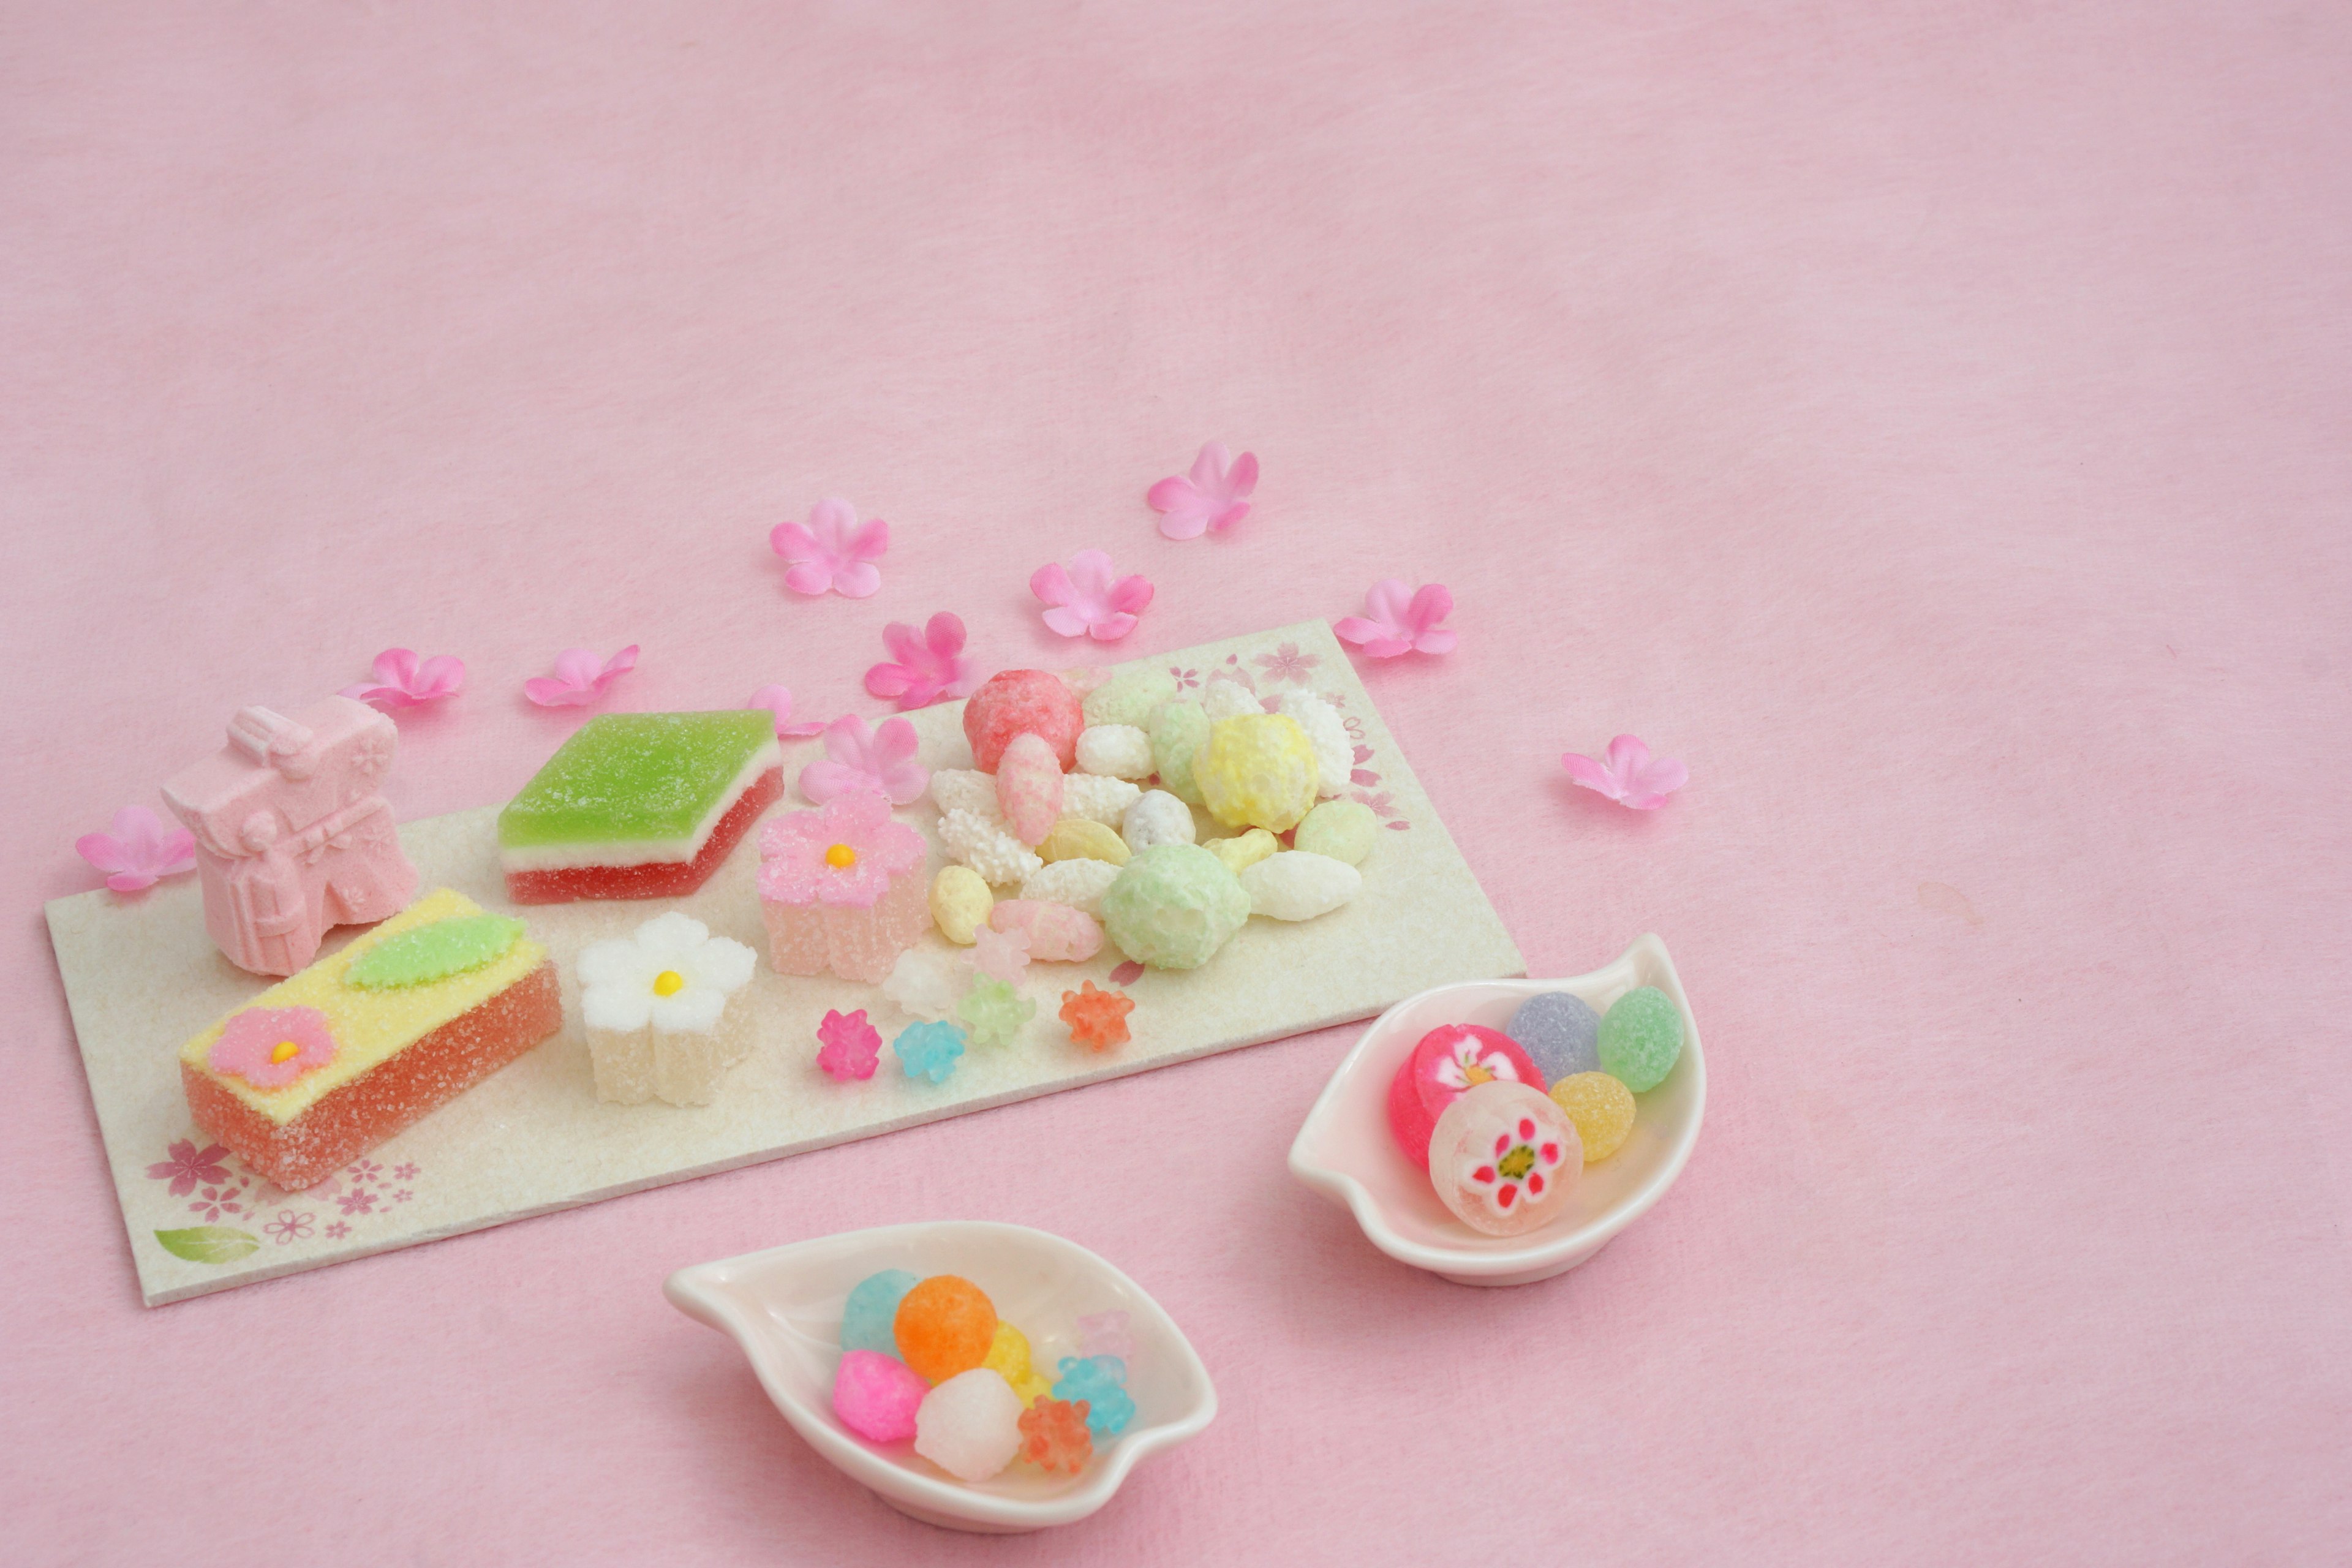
[154,1226,262,1264]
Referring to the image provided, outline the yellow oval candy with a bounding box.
[1038,816,1131,867]
[1193,714,1319,832]
[1205,828,1279,875]
[1548,1071,1637,1163]
[929,865,994,945]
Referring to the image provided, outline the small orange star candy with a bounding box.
[1018,1396,1094,1475]
[1058,982,1135,1051]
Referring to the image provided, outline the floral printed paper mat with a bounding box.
[47,621,1523,1305]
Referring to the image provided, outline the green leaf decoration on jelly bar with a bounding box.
[155,1226,262,1264]
[344,914,526,990]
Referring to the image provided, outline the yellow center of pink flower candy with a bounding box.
[271,1040,301,1065]
[652,970,685,997]
[826,843,858,868]
[1462,1062,1493,1087]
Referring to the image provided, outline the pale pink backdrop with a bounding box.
[5,2,2348,1562]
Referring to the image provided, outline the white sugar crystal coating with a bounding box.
[913,1369,1025,1482]
[929,769,999,819]
[1277,692,1351,797]
[1199,677,1263,722]
[1083,666,1179,728]
[939,809,1044,885]
[1240,851,1362,921]
[882,948,967,1020]
[1059,772,1142,826]
[1294,799,1378,865]
[1075,723,1155,779]
[1122,789,1197,852]
[1019,856,1123,917]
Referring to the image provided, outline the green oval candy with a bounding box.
[1597,986,1684,1092]
[344,914,526,990]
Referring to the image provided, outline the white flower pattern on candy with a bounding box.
[577,912,757,1036]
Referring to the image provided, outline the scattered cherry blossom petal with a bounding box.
[747,685,829,739]
[524,645,638,707]
[1146,441,1258,540]
[75,805,197,893]
[1031,549,1155,641]
[770,498,888,598]
[339,648,465,710]
[1335,580,1458,658]
[797,714,930,805]
[865,613,976,710]
[1561,734,1687,811]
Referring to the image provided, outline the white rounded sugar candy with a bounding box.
[1240,851,1362,921]
[1199,677,1263,722]
[1075,724,1154,780]
[913,1368,1025,1482]
[881,948,966,1021]
[929,768,1000,819]
[1121,788,1197,852]
[939,809,1043,886]
[1019,856,1123,918]
[1276,691,1351,798]
[1059,772,1141,826]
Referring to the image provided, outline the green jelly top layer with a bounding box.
[498,711,775,848]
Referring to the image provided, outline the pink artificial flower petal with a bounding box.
[1147,442,1258,541]
[1335,578,1457,658]
[799,714,930,806]
[747,685,829,739]
[1030,549,1155,642]
[772,498,888,599]
[1561,734,1687,811]
[75,805,198,893]
[864,612,975,710]
[525,645,638,707]
[342,647,466,710]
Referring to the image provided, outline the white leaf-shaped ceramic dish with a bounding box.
[663,1220,1217,1532]
[1288,933,1705,1286]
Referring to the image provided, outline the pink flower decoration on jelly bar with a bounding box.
[747,685,829,739]
[771,498,888,598]
[1335,580,1458,658]
[1561,734,1687,811]
[815,1008,884,1082]
[524,645,638,707]
[798,713,929,806]
[209,1005,337,1090]
[1147,442,1258,540]
[757,790,926,908]
[75,805,197,893]
[1031,549,1155,641]
[970,921,1031,985]
[865,612,976,710]
[341,647,465,710]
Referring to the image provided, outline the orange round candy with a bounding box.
[893,1275,998,1385]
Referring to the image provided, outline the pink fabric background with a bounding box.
[6,2,2348,1561]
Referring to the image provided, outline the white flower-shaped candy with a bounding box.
[578,912,756,1036]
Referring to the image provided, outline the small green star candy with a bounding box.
[957,975,1035,1047]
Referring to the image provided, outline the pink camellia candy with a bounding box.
[1386,1023,1545,1170]
[963,669,1084,772]
[1427,1080,1580,1236]
[994,733,1065,845]
[988,900,1103,963]
[832,1349,928,1443]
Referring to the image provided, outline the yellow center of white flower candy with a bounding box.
[653,970,685,997]
[1462,1062,1493,1087]
[271,1040,302,1065]
[826,843,858,868]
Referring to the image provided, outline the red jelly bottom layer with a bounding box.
[183,959,564,1190]
[502,766,784,905]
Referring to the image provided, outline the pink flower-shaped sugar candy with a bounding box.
[1147,442,1258,540]
[1561,734,1687,810]
[341,647,466,710]
[865,612,977,711]
[75,805,197,893]
[1031,550,1154,641]
[1335,580,1457,658]
[798,714,929,806]
[524,645,638,707]
[771,499,888,598]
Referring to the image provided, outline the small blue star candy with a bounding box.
[893,1020,968,1085]
[1052,1354,1135,1439]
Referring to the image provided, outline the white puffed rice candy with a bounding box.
[1199,677,1264,722]
[1074,724,1155,780]
[1240,851,1361,921]
[938,808,1042,885]
[929,768,1000,818]
[1018,858,1123,918]
[1121,788,1197,852]
[1276,691,1351,798]
[1058,772,1141,826]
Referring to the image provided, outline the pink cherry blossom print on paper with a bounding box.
[524,645,638,707]
[748,685,830,739]
[76,806,197,893]
[340,648,465,710]
[865,613,976,710]
[771,499,888,598]
[797,713,930,805]
[1031,549,1155,641]
[146,1139,232,1197]
[1147,442,1258,540]
[1335,580,1458,658]
[1561,734,1687,810]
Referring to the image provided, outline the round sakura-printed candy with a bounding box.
[1385,1023,1545,1169]
[1075,723,1155,780]
[995,733,1065,845]
[988,899,1104,962]
[833,1349,929,1442]
[913,1368,1026,1482]
[965,670,1084,772]
[1428,1080,1580,1235]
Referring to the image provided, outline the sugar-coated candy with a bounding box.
[929,865,993,945]
[1038,816,1129,866]
[1387,1023,1545,1169]
[1060,981,1135,1050]
[1597,986,1684,1092]
[1199,676,1263,722]
[965,670,1084,772]
[883,948,967,1020]
[1276,692,1351,798]
[1059,772,1141,827]
[940,808,1044,886]
[914,1368,1025,1481]
[1549,1071,1637,1162]
[957,974,1036,1046]
[1082,666,1178,729]
[1427,1080,1580,1235]
[1240,850,1360,920]
[815,1007,884,1082]
[1101,843,1251,970]
[1507,992,1599,1084]
[1121,789,1197,853]
[1204,828,1279,876]
[1051,1355,1136,1439]
[1146,701,1213,805]
[1194,714,1319,832]
[894,1019,968,1084]
[982,1322,1052,1406]
[1075,723,1155,780]
[1293,799,1377,865]
[995,733,1065,846]
[834,1349,929,1442]
[1018,857,1122,918]
[989,899,1103,962]
[970,920,1031,983]
[928,768,999,819]
[896,1275,1000,1384]
[842,1268,922,1355]
[1077,1310,1135,1359]
[1018,1398,1094,1474]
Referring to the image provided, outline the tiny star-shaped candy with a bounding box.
[1059,983,1135,1052]
[892,1020,967,1084]
[970,921,1032,984]
[1017,1398,1095,1476]
[957,976,1036,1048]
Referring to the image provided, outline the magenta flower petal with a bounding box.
[864,612,974,710]
[1147,442,1257,541]
[748,685,830,739]
[772,499,888,599]
[799,714,930,805]
[75,805,197,893]
[1336,579,1457,658]
[525,645,638,707]
[1561,734,1687,810]
[342,647,466,710]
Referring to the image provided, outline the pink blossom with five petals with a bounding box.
[208,1005,337,1090]
[1561,735,1687,811]
[770,498,888,598]
[524,646,638,707]
[146,1139,232,1197]
[1146,442,1258,540]
[797,714,929,806]
[341,648,465,710]
[747,685,830,739]
[1335,580,1458,658]
[1030,549,1155,641]
[75,806,197,893]
[756,791,927,909]
[864,613,976,710]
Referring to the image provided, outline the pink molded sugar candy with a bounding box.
[1427,1080,1581,1236]
[1386,1023,1545,1170]
[758,792,932,984]
[162,697,420,976]
[994,733,1065,845]
[988,900,1104,963]
[834,1349,929,1442]
[963,669,1084,772]
[914,1368,1027,1482]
